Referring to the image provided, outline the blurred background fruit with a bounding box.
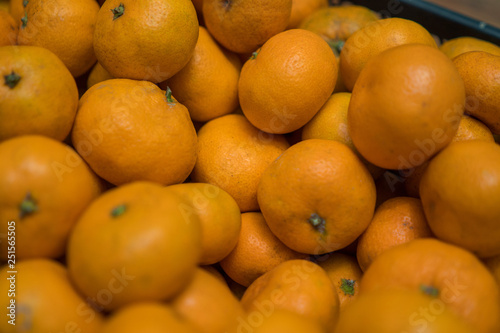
[0,135,103,260]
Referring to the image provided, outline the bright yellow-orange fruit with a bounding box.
[67,181,203,311]
[239,29,337,134]
[94,0,199,83]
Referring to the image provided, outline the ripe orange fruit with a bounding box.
[287,0,328,29]
[8,0,24,22]
[301,92,384,179]
[202,0,292,54]
[452,114,495,142]
[439,36,500,59]
[190,114,289,212]
[17,0,100,77]
[0,46,79,142]
[159,26,242,122]
[166,182,242,265]
[87,61,114,89]
[340,17,437,91]
[100,302,197,333]
[301,92,352,141]
[356,196,433,271]
[419,141,500,258]
[219,212,307,287]
[360,238,500,333]
[67,181,202,311]
[239,29,337,134]
[72,79,197,186]
[170,267,246,333]
[0,135,103,260]
[258,139,376,254]
[94,0,199,83]
[241,259,340,331]
[0,259,104,333]
[453,51,500,134]
[299,5,379,48]
[334,289,475,333]
[348,43,465,170]
[316,253,363,311]
[0,9,17,46]
[244,309,325,333]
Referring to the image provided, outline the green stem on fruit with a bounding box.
[111,3,125,20]
[308,213,326,235]
[23,0,29,7]
[420,284,439,297]
[20,12,28,28]
[250,51,258,60]
[340,278,356,296]
[327,40,344,57]
[111,204,127,217]
[19,192,38,219]
[165,86,175,103]
[4,71,21,89]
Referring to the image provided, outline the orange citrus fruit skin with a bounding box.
[360,238,500,333]
[238,29,338,134]
[0,259,105,333]
[316,253,363,312]
[190,114,289,212]
[301,92,384,179]
[419,141,500,258]
[67,181,202,311]
[159,26,242,122]
[87,62,114,89]
[257,139,376,255]
[348,43,465,170]
[72,79,198,186]
[0,45,79,142]
[439,36,500,59]
[356,196,433,272]
[334,289,475,333]
[451,114,495,143]
[453,51,500,134]
[340,17,437,91]
[241,259,340,331]
[170,267,247,333]
[166,182,242,265]
[249,309,325,333]
[0,135,103,260]
[100,302,198,333]
[219,212,307,287]
[94,0,199,83]
[287,0,329,29]
[9,0,24,22]
[17,0,100,77]
[299,5,379,43]
[0,9,17,46]
[202,0,292,54]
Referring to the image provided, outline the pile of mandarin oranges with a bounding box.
[1,0,500,332]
